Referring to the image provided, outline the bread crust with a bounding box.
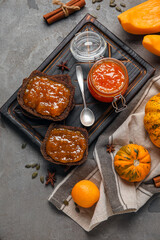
[40,123,88,166]
[17,70,75,121]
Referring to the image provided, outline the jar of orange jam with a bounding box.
[87,58,129,112]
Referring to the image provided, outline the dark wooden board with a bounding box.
[0,14,155,148]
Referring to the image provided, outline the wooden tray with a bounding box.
[0,14,155,147]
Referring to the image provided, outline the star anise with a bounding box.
[106,144,115,153]
[57,61,69,73]
[45,170,56,187]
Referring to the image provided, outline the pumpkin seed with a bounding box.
[96,4,100,10]
[31,163,38,168]
[92,14,97,19]
[32,172,38,179]
[22,143,27,149]
[25,164,31,168]
[92,0,96,4]
[110,3,116,7]
[120,3,126,7]
[63,200,69,206]
[40,176,44,183]
[36,164,40,170]
[110,0,115,3]
[116,6,122,12]
[96,0,103,2]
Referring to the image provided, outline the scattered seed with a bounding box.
[120,3,126,7]
[110,3,116,7]
[31,163,38,168]
[96,4,100,10]
[92,14,97,19]
[75,206,80,213]
[22,143,27,149]
[32,172,38,179]
[36,164,40,170]
[25,164,31,168]
[92,0,96,3]
[116,6,122,12]
[110,0,115,3]
[96,0,103,2]
[40,176,44,184]
[63,200,69,206]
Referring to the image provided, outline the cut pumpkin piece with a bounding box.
[142,35,160,56]
[118,0,160,35]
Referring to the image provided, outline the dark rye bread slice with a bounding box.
[17,70,75,121]
[40,124,88,166]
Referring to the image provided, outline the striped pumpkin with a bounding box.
[144,93,160,148]
[114,144,151,182]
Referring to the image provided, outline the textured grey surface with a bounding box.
[1,0,160,239]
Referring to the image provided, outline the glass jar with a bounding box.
[87,58,129,112]
[70,31,106,62]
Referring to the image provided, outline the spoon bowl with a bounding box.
[80,108,95,127]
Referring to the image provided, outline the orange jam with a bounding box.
[87,58,129,102]
[92,62,125,93]
[23,77,71,117]
[46,128,87,163]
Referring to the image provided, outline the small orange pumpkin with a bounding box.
[114,144,151,182]
[144,93,160,148]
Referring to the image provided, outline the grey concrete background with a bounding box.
[1,0,160,239]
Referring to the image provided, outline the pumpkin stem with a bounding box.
[134,159,139,167]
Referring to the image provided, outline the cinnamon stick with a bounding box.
[153,176,160,188]
[44,0,78,20]
[43,0,86,25]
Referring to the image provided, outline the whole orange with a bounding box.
[71,180,100,208]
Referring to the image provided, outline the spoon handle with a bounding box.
[76,65,87,109]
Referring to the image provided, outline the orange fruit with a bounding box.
[71,180,100,208]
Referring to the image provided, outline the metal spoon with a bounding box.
[76,65,95,127]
